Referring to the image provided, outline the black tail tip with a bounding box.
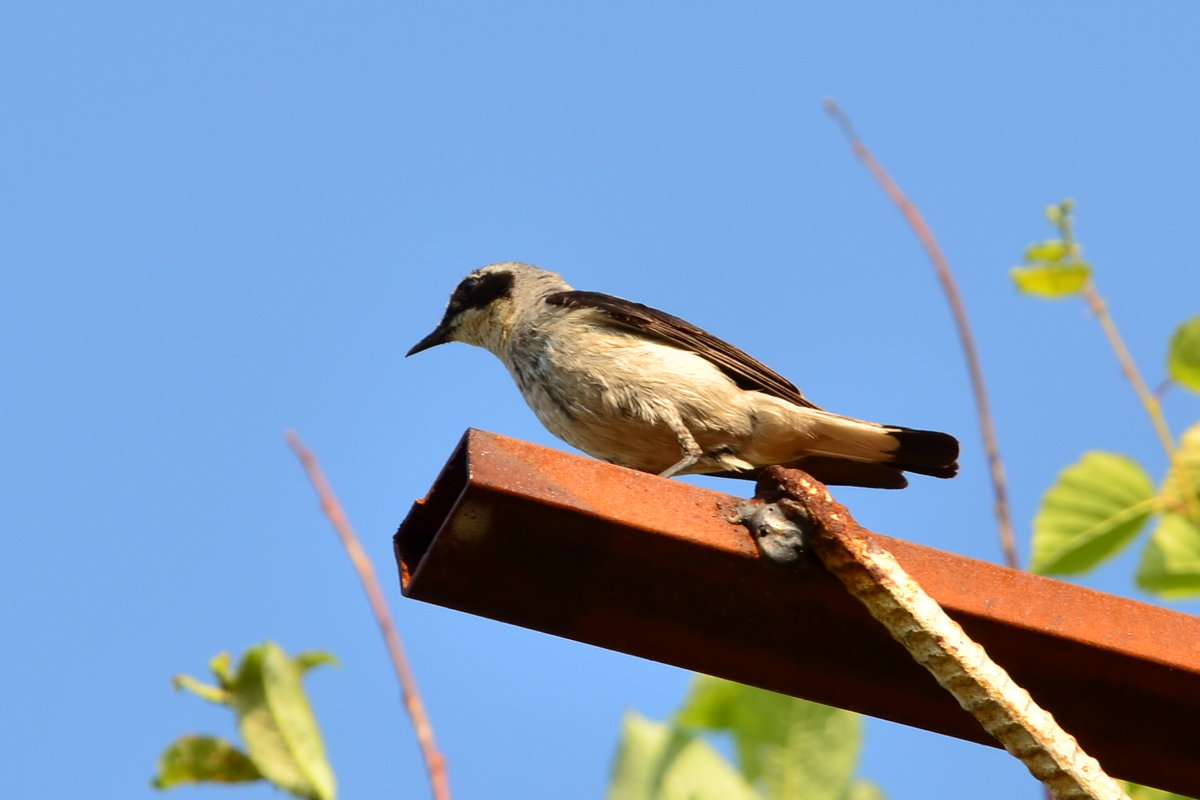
[888,427,959,479]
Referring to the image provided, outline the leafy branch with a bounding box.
[153,643,338,800]
[1014,200,1200,596]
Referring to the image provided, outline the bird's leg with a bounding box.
[658,415,703,478]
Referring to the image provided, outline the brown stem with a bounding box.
[1080,284,1176,456]
[824,99,1019,570]
[286,430,451,800]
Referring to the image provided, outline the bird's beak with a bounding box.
[407,321,453,357]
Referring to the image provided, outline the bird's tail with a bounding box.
[876,424,960,479]
[744,403,960,489]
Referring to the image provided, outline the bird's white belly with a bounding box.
[505,332,759,474]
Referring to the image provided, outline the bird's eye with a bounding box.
[453,277,480,302]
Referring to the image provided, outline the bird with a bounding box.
[407,262,958,489]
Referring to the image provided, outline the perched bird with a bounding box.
[408,262,958,489]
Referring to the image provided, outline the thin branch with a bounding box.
[823,99,1019,570]
[286,430,451,800]
[1081,284,1177,456]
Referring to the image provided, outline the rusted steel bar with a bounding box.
[743,467,1127,800]
[395,429,1200,797]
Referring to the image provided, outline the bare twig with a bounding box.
[746,467,1129,800]
[286,431,451,800]
[1081,284,1176,457]
[823,99,1019,570]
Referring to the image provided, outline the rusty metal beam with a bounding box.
[394,429,1200,797]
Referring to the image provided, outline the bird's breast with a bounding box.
[501,327,758,472]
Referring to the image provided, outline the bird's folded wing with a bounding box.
[545,290,819,409]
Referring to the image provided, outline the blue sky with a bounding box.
[4,2,1198,798]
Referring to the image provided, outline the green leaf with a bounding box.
[294,650,340,674]
[1121,780,1199,800]
[1168,316,1200,393]
[1137,514,1200,598]
[1161,422,1200,515]
[152,735,262,790]
[1011,263,1091,298]
[1030,452,1156,574]
[1022,239,1069,263]
[223,643,338,800]
[676,676,862,800]
[606,711,759,800]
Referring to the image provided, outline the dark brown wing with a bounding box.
[545,290,819,409]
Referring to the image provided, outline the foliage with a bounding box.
[152,736,262,789]
[1015,201,1200,597]
[607,675,882,800]
[608,712,758,800]
[153,642,338,800]
[1028,451,1157,574]
[1009,200,1092,298]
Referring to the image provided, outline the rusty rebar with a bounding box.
[750,466,1127,800]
